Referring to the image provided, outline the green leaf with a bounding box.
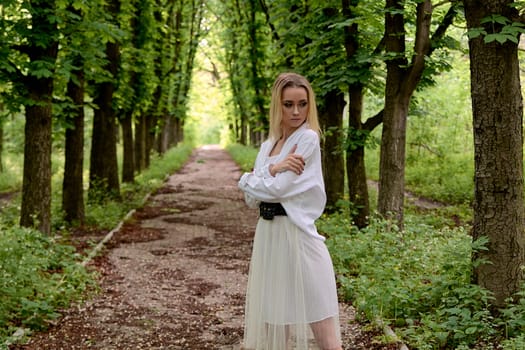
[480,14,510,26]
[466,27,486,39]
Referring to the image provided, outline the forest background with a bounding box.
[1,0,525,349]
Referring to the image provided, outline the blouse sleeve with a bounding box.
[238,132,320,202]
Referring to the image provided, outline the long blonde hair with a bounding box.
[268,72,321,141]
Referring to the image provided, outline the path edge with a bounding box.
[5,188,157,348]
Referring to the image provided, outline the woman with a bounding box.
[238,72,342,350]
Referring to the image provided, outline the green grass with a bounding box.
[225,143,259,172]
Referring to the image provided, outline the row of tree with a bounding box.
[0,0,205,233]
[210,0,525,309]
[1,0,523,313]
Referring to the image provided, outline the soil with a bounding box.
[10,145,399,350]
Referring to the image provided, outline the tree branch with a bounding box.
[362,109,384,131]
[429,1,459,55]
[402,0,432,96]
[258,0,280,42]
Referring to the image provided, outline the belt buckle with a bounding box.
[260,203,275,220]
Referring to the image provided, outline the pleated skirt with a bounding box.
[243,216,341,350]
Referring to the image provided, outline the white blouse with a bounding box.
[238,123,327,240]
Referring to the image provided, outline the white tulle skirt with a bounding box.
[243,216,341,350]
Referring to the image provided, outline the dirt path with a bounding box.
[12,146,393,350]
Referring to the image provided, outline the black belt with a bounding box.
[259,202,287,220]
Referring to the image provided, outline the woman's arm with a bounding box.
[238,132,320,202]
[268,144,305,177]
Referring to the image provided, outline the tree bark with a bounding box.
[347,87,370,228]
[342,0,370,228]
[0,105,3,173]
[88,0,120,201]
[134,113,147,172]
[121,112,134,183]
[89,37,121,200]
[20,0,59,234]
[62,68,85,225]
[21,93,54,234]
[378,0,432,228]
[319,90,345,213]
[464,0,525,308]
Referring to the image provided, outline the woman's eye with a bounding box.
[299,102,308,108]
[283,103,292,108]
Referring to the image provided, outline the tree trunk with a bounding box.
[168,115,177,148]
[62,69,85,225]
[342,0,370,228]
[347,87,370,228]
[319,90,345,213]
[464,0,525,308]
[174,117,184,145]
[146,114,156,167]
[0,108,3,173]
[157,115,170,154]
[89,39,120,200]
[21,96,54,234]
[134,113,147,172]
[121,113,134,183]
[378,0,432,228]
[20,1,59,234]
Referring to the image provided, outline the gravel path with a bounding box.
[11,146,395,350]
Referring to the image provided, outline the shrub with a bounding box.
[0,225,95,342]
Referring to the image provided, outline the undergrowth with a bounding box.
[0,226,96,347]
[227,142,525,349]
[318,210,525,349]
[0,142,194,347]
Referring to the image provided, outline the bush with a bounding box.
[320,211,525,349]
[0,225,95,342]
[0,142,194,347]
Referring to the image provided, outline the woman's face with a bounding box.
[281,86,308,135]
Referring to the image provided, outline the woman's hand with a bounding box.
[269,144,305,176]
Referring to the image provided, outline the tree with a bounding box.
[0,104,4,173]
[155,0,205,153]
[377,0,432,227]
[463,0,525,308]
[60,0,111,224]
[257,1,347,211]
[310,6,346,213]
[89,0,121,200]
[215,0,273,146]
[118,0,139,184]
[2,0,61,234]
[377,0,457,228]
[62,58,86,224]
[341,0,385,228]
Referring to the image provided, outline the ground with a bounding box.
[10,146,399,350]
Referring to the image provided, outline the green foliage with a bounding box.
[320,210,525,348]
[0,142,193,347]
[467,15,525,44]
[212,0,274,142]
[229,129,525,348]
[225,143,259,172]
[366,54,474,205]
[0,225,95,342]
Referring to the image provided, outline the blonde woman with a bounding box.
[238,72,342,350]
